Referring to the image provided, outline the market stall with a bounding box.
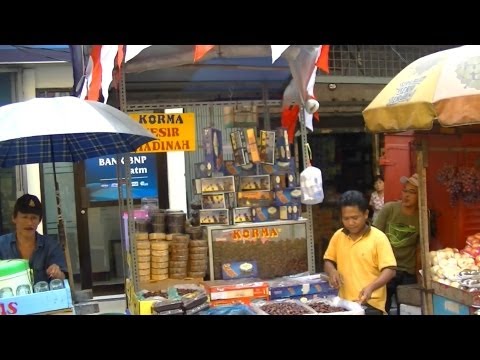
[362,45,480,315]
[113,45,328,314]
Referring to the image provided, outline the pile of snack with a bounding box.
[429,233,480,289]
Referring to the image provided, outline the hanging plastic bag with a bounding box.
[300,166,324,205]
[300,143,324,205]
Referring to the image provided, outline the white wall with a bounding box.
[33,63,73,88]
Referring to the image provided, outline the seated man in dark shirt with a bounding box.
[0,194,67,284]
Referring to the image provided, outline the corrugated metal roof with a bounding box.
[0,46,71,64]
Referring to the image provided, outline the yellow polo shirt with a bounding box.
[324,226,396,313]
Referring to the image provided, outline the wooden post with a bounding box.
[417,140,434,315]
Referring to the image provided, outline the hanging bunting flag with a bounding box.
[111,45,126,90]
[316,45,330,74]
[194,45,215,63]
[82,45,102,101]
[125,45,152,62]
[281,105,300,144]
[79,45,125,103]
[271,45,290,63]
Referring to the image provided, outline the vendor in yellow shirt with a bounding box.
[324,190,396,315]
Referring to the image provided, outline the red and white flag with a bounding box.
[271,45,290,63]
[281,45,330,142]
[193,45,215,63]
[79,45,125,103]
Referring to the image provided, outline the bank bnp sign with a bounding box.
[130,113,196,153]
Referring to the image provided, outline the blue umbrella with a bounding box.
[0,96,156,294]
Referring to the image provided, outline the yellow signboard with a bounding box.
[130,113,196,153]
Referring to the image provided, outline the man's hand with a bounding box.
[329,271,344,289]
[47,264,65,280]
[357,286,374,304]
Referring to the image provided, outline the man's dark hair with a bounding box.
[339,190,368,212]
[13,194,43,220]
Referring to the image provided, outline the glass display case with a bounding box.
[206,219,314,280]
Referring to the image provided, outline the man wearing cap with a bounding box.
[0,194,67,284]
[373,174,420,314]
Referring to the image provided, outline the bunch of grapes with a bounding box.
[437,164,480,205]
[458,166,480,203]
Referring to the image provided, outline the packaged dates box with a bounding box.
[233,207,253,224]
[201,176,235,194]
[273,188,302,206]
[201,194,226,210]
[199,209,230,225]
[239,175,271,192]
[259,130,275,164]
[269,278,337,300]
[237,190,273,207]
[203,127,223,172]
[201,280,269,303]
[274,127,291,162]
[251,206,280,222]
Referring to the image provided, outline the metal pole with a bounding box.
[299,108,316,273]
[417,140,434,315]
[50,136,76,299]
[117,56,138,293]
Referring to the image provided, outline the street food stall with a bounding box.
[363,45,480,315]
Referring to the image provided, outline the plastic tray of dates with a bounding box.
[305,297,365,315]
[250,299,316,315]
